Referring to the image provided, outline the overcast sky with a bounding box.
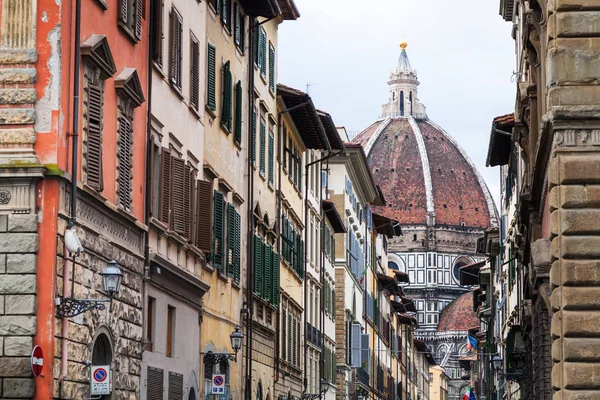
[278,0,516,207]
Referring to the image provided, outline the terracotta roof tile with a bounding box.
[437,291,478,332]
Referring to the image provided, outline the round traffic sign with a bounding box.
[94,368,108,382]
[31,345,44,377]
[213,376,224,386]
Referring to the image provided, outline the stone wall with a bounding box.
[0,213,39,399]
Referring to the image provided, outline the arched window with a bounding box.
[92,332,113,400]
[204,355,230,399]
[392,91,395,101]
[257,382,263,400]
[389,261,399,270]
[400,91,405,116]
[409,92,413,115]
[189,389,197,400]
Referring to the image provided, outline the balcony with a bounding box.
[357,367,369,386]
[307,323,322,347]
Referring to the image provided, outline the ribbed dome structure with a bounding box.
[437,291,479,332]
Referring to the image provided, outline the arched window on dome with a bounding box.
[409,91,413,115]
[400,91,404,116]
[392,91,395,101]
[389,261,399,270]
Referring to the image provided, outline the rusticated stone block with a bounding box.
[0,276,36,295]
[549,86,600,107]
[3,378,35,397]
[0,50,37,64]
[562,362,600,389]
[552,310,600,337]
[551,259,600,287]
[4,337,32,357]
[0,89,36,105]
[551,286,600,310]
[0,357,31,377]
[550,11,600,37]
[550,0,600,11]
[0,316,36,335]
[532,238,552,267]
[7,215,37,233]
[553,390,600,400]
[0,233,38,253]
[0,69,35,84]
[0,109,35,125]
[0,128,35,145]
[547,38,600,86]
[6,254,36,274]
[551,209,600,235]
[551,236,600,259]
[5,295,35,314]
[549,185,600,211]
[554,337,600,362]
[549,153,600,187]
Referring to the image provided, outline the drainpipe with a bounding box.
[60,0,82,385]
[319,157,329,391]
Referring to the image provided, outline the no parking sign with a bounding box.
[211,374,226,394]
[91,365,111,395]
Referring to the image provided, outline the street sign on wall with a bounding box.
[91,365,111,395]
[211,374,225,394]
[31,345,44,378]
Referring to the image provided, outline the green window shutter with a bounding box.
[221,61,232,131]
[234,209,241,283]
[259,119,266,174]
[251,107,257,163]
[226,203,235,277]
[207,44,217,111]
[299,238,304,278]
[254,235,262,296]
[254,25,259,67]
[268,132,274,185]
[268,43,275,92]
[212,191,225,269]
[234,81,242,144]
[288,137,293,180]
[298,152,302,191]
[293,148,298,186]
[272,251,280,306]
[282,128,287,171]
[332,290,336,317]
[264,244,272,302]
[259,28,267,77]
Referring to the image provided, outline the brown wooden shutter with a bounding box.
[159,148,172,225]
[190,35,199,110]
[86,82,104,192]
[152,0,164,66]
[117,111,133,211]
[135,0,143,40]
[168,371,183,400]
[147,366,164,400]
[195,180,213,252]
[172,156,186,235]
[182,163,193,239]
[118,0,128,24]
[169,7,183,89]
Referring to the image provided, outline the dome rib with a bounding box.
[408,116,435,219]
[364,118,392,156]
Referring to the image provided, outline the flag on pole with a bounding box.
[467,334,478,351]
[359,267,368,285]
[462,392,469,400]
[469,387,477,400]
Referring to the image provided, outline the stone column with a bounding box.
[0,0,45,398]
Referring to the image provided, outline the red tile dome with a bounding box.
[353,116,496,229]
[436,291,479,332]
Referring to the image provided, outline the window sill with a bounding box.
[205,105,217,120]
[93,0,108,10]
[153,61,165,77]
[268,182,275,192]
[218,269,229,282]
[221,124,232,135]
[189,104,202,120]
[170,83,184,100]
[260,73,267,86]
[235,45,244,58]
[202,261,215,273]
[234,140,242,151]
[232,279,241,290]
[269,88,276,99]
[118,21,139,45]
[259,171,266,181]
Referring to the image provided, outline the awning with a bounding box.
[277,84,330,151]
[392,297,416,313]
[414,340,436,365]
[238,0,280,18]
[322,200,345,233]
[377,273,402,295]
[486,113,514,167]
[276,0,300,20]
[393,270,410,284]
[459,260,486,286]
[373,212,402,238]
[317,110,345,151]
[397,313,417,326]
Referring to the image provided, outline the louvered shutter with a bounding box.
[332,290,336,317]
[298,152,302,191]
[226,203,236,277]
[207,44,217,110]
[221,61,232,131]
[86,82,104,192]
[118,0,128,24]
[361,334,370,370]
[282,128,287,170]
[350,323,361,367]
[171,157,186,235]
[233,210,241,283]
[190,36,200,110]
[159,149,172,225]
[296,319,301,367]
[251,107,257,163]
[135,0,143,40]
[220,0,228,26]
[170,8,183,89]
[282,309,287,360]
[292,317,297,365]
[288,138,293,180]
[259,119,266,174]
[259,28,267,76]
[254,26,259,66]
[272,251,279,306]
[195,180,213,252]
[234,81,242,144]
[168,371,183,400]
[234,4,241,45]
[253,235,262,296]
[183,163,195,239]
[268,133,274,184]
[147,366,164,400]
[117,112,133,212]
[263,244,272,302]
[152,0,164,66]
[299,238,304,277]
[268,43,275,91]
[212,191,225,269]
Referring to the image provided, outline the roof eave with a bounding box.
[323,200,346,233]
[277,0,300,20]
[239,0,281,18]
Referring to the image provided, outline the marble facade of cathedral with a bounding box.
[353,42,497,399]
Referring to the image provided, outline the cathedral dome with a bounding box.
[436,291,479,332]
[353,46,496,229]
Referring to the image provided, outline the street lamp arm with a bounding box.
[56,297,111,318]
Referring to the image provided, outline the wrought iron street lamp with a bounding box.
[56,260,123,318]
[301,379,330,400]
[202,326,244,364]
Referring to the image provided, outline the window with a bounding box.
[190,33,200,110]
[282,308,287,361]
[146,297,155,351]
[169,6,183,90]
[206,44,217,111]
[167,306,175,357]
[234,81,242,144]
[212,191,225,269]
[151,0,164,66]
[251,106,257,163]
[221,0,232,32]
[256,26,267,77]
[234,4,245,53]
[221,61,233,132]
[226,203,242,282]
[83,67,105,192]
[268,130,275,185]
[259,117,266,175]
[116,98,134,212]
[253,235,279,305]
[268,42,275,92]
[118,0,143,41]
